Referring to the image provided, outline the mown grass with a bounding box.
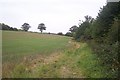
[2,31,71,77]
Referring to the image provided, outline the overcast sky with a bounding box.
[0,0,106,33]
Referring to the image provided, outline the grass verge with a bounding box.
[63,42,108,78]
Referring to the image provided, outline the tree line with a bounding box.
[0,22,69,36]
[68,2,119,77]
[0,23,65,35]
[0,23,46,33]
[0,23,18,31]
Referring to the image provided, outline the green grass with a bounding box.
[3,31,70,62]
[2,31,71,77]
[2,31,108,78]
[11,42,107,78]
[63,42,108,78]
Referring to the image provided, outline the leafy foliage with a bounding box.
[0,23,18,31]
[92,2,120,39]
[21,23,31,31]
[72,2,119,77]
[69,25,78,37]
[65,32,72,37]
[69,25,78,33]
[57,32,63,35]
[38,23,46,33]
[74,15,93,40]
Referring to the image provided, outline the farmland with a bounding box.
[2,31,112,78]
[2,31,71,77]
[1,1,119,78]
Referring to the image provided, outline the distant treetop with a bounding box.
[38,23,46,33]
[21,23,31,31]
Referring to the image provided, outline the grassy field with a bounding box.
[2,31,71,77]
[2,31,108,78]
[9,41,106,78]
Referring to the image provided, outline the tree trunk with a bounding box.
[40,30,42,33]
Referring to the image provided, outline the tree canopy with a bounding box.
[0,23,18,31]
[38,23,46,33]
[69,25,78,33]
[67,2,120,77]
[21,23,31,31]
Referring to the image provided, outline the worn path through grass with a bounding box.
[16,41,107,78]
[12,41,84,78]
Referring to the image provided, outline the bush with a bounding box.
[0,23,19,31]
[65,32,72,37]
[57,32,63,35]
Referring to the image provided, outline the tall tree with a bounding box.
[38,23,46,33]
[74,15,93,40]
[92,2,120,39]
[21,23,31,31]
